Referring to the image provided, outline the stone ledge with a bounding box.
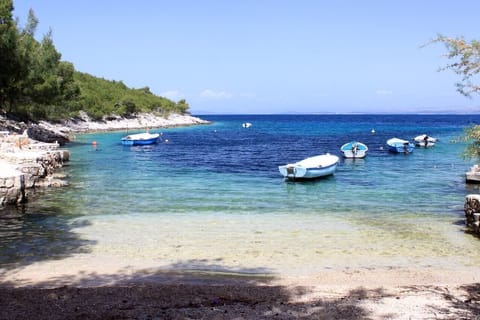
[0,146,69,206]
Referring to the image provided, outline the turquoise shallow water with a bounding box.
[1,114,480,275]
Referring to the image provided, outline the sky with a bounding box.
[12,0,480,114]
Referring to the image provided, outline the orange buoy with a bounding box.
[92,141,97,145]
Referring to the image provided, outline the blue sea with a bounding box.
[1,114,480,276]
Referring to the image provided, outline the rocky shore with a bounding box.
[38,111,210,141]
[0,135,69,206]
[0,112,210,206]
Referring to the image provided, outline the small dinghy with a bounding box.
[386,138,415,154]
[413,134,437,148]
[278,153,339,180]
[340,141,368,159]
[121,132,161,146]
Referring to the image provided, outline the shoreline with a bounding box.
[0,112,210,206]
[40,112,211,136]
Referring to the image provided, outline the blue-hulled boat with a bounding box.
[386,137,414,154]
[121,132,161,146]
[340,141,368,159]
[278,153,339,180]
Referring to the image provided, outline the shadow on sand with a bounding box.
[0,204,479,319]
[0,259,479,319]
[0,203,94,270]
[0,260,373,320]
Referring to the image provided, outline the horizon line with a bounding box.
[192,111,480,116]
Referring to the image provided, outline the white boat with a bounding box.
[121,132,161,146]
[340,141,368,159]
[278,153,339,180]
[386,137,414,154]
[466,164,480,183]
[242,122,252,128]
[414,134,437,148]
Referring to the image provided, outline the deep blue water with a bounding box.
[1,114,480,272]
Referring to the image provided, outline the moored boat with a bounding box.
[386,138,414,154]
[278,153,339,180]
[466,164,480,183]
[414,134,437,148]
[340,141,368,159]
[121,132,161,146]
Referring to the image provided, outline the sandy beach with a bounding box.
[1,263,480,319]
[2,252,480,318]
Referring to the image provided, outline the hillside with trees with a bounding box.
[0,0,188,123]
[74,72,189,121]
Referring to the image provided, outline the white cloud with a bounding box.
[200,89,233,99]
[376,89,393,96]
[160,90,184,100]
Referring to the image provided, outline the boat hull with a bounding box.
[413,135,437,148]
[278,154,339,180]
[121,133,160,146]
[414,141,435,148]
[466,165,480,183]
[386,138,414,154]
[340,141,368,159]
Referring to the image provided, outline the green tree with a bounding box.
[19,21,79,119]
[23,7,38,36]
[431,35,480,96]
[1,3,185,121]
[0,0,22,110]
[176,99,190,114]
[432,35,480,160]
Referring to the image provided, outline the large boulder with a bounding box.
[26,125,70,146]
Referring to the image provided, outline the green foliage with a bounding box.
[0,0,22,109]
[0,2,188,122]
[430,35,480,96]
[432,35,480,162]
[460,125,480,161]
[73,72,186,119]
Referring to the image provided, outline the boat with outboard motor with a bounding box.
[414,134,437,148]
[278,153,339,180]
[386,137,414,154]
[121,132,161,146]
[340,141,368,159]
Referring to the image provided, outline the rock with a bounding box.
[0,150,70,206]
[26,125,70,146]
[464,194,480,234]
[0,175,25,205]
[0,118,27,134]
